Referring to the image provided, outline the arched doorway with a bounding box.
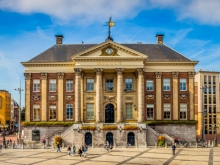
[127,132,135,146]
[105,104,114,123]
[85,132,92,146]
[106,132,114,146]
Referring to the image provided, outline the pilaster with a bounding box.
[172,71,179,120]
[74,68,82,123]
[24,73,31,121]
[41,73,47,121]
[155,72,162,120]
[136,68,144,122]
[58,72,64,121]
[116,68,124,122]
[95,68,103,123]
[188,71,195,120]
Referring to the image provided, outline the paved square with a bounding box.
[0,147,219,165]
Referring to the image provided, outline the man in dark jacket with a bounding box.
[172,144,176,155]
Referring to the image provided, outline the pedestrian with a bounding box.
[78,147,82,157]
[172,144,176,155]
[57,144,61,153]
[72,144,76,155]
[67,145,71,156]
[83,144,88,157]
[13,141,16,149]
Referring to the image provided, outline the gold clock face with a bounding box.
[106,48,113,55]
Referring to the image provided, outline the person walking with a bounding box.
[67,145,71,156]
[57,144,61,153]
[83,144,88,157]
[78,147,83,157]
[72,144,76,155]
[172,144,176,155]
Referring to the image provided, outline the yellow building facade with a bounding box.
[0,90,11,125]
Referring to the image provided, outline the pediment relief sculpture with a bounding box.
[180,95,187,99]
[125,96,133,101]
[49,96,56,100]
[32,95,40,101]
[66,95,73,100]
[86,97,94,101]
[100,47,119,56]
[146,95,154,99]
[103,96,116,102]
[164,95,170,99]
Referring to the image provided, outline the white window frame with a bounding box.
[49,105,56,120]
[86,104,94,119]
[66,80,73,92]
[33,104,40,121]
[163,79,170,91]
[87,79,94,91]
[163,104,171,119]
[146,80,154,91]
[180,104,187,120]
[180,78,187,91]
[33,79,40,92]
[126,103,133,119]
[106,79,113,91]
[66,104,73,120]
[146,104,154,119]
[125,78,133,91]
[49,79,56,92]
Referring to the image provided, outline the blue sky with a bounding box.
[0,0,220,107]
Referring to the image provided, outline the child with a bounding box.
[67,145,71,156]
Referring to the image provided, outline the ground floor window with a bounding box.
[180,104,187,119]
[163,104,170,119]
[126,103,132,119]
[33,104,40,120]
[66,104,73,119]
[146,104,154,119]
[49,105,56,120]
[86,104,94,119]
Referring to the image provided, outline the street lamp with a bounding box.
[211,123,220,147]
[201,85,210,141]
[0,124,9,148]
[15,81,23,143]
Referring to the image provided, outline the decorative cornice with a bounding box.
[188,71,195,79]
[95,68,103,76]
[145,61,198,66]
[21,62,75,67]
[24,73,31,80]
[74,68,83,76]
[172,71,179,79]
[116,68,124,75]
[41,73,47,80]
[57,72,64,79]
[103,96,116,102]
[73,58,146,62]
[155,72,162,79]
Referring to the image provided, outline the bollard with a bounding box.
[212,141,214,147]
[155,142,157,148]
[196,142,198,148]
[165,143,167,148]
[208,140,210,147]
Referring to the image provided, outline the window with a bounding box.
[49,105,56,120]
[213,95,216,104]
[66,80,73,92]
[106,79,113,91]
[204,105,207,117]
[180,104,187,119]
[33,104,40,120]
[163,79,170,91]
[213,105,216,113]
[146,104,154,119]
[49,79,56,92]
[180,78,187,91]
[209,95,212,104]
[125,79,133,91]
[214,115,216,124]
[87,79,94,91]
[146,80,154,91]
[33,79,40,92]
[213,76,216,84]
[66,104,73,119]
[208,76,211,84]
[204,95,207,104]
[209,116,212,124]
[208,87,212,94]
[86,104,94,119]
[204,87,207,94]
[209,105,212,113]
[163,104,170,119]
[204,75,207,84]
[213,86,216,94]
[126,103,132,119]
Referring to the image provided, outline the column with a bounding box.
[95,68,103,123]
[116,68,124,123]
[24,73,31,121]
[137,68,144,122]
[188,71,195,120]
[41,73,47,121]
[155,72,162,120]
[74,68,82,123]
[172,71,179,120]
[58,72,64,121]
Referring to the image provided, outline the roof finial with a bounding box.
[104,16,115,41]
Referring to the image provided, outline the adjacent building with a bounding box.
[0,90,11,126]
[11,98,19,130]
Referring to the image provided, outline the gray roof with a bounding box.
[27,43,191,62]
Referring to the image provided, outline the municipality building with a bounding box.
[21,30,198,146]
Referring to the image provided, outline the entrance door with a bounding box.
[127,132,135,146]
[105,104,114,123]
[106,132,114,146]
[85,132,92,146]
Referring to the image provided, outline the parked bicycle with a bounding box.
[197,139,207,148]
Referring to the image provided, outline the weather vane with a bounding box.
[104,16,115,41]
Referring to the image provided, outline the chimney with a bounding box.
[156,34,164,44]
[55,35,64,44]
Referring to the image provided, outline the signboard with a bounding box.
[32,130,40,141]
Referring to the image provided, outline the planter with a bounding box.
[22,121,74,127]
[124,125,138,130]
[102,125,117,130]
[81,126,96,130]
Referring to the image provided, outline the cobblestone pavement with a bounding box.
[0,147,219,165]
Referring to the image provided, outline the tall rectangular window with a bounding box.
[87,79,94,91]
[106,79,113,91]
[213,105,216,113]
[213,76,216,84]
[180,104,187,119]
[86,104,94,119]
[146,80,154,91]
[213,95,216,104]
[213,86,216,94]
[33,104,40,120]
[49,105,56,120]
[180,78,187,91]
[209,95,212,104]
[163,104,170,119]
[33,79,40,92]
[204,95,207,104]
[209,105,212,113]
[126,103,133,119]
[208,76,211,84]
[146,104,154,119]
[66,80,73,92]
[208,87,212,94]
[66,104,73,119]
[163,79,170,91]
[204,75,207,84]
[49,79,56,92]
[125,79,133,91]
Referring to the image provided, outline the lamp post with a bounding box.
[0,124,9,148]
[15,81,23,143]
[212,123,220,147]
[201,86,210,141]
